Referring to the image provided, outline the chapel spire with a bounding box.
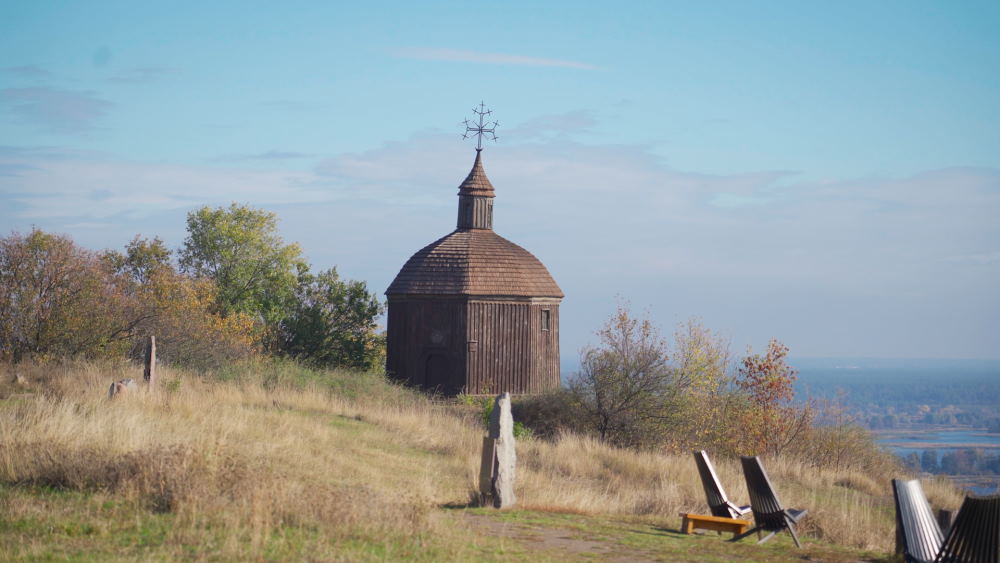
[457,103,499,230]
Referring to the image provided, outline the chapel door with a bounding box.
[424,353,452,393]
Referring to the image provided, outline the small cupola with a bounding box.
[457,150,495,230]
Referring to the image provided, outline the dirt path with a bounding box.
[464,513,661,562]
[461,509,888,562]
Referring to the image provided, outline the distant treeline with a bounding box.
[794,368,1000,430]
[796,368,1000,407]
[902,448,1000,476]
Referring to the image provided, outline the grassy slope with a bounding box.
[0,360,963,561]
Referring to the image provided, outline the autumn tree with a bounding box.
[0,229,134,360]
[104,235,258,366]
[734,339,812,455]
[567,303,682,447]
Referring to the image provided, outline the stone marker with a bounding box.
[143,335,157,389]
[108,378,138,399]
[481,391,516,508]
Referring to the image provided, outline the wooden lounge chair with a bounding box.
[733,456,808,548]
[893,478,1000,563]
[693,450,751,519]
[892,479,943,563]
[937,493,1000,563]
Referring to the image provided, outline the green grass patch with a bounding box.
[469,508,892,563]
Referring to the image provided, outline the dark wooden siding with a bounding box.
[386,298,467,393]
[464,300,559,394]
[388,297,559,395]
[533,303,560,390]
[466,301,528,394]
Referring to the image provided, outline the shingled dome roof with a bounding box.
[386,230,563,297]
[387,149,562,298]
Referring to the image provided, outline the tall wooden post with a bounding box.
[144,335,157,390]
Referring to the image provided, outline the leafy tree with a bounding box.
[666,319,733,451]
[567,303,680,447]
[104,235,172,285]
[280,267,384,369]
[179,203,305,341]
[673,319,730,395]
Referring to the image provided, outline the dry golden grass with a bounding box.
[0,360,489,560]
[0,359,966,560]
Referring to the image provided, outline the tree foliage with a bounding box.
[736,339,797,407]
[104,235,172,286]
[568,304,680,446]
[102,234,259,366]
[549,303,882,471]
[2,205,384,371]
[0,229,256,366]
[280,267,384,370]
[179,203,306,337]
[734,339,813,455]
[0,229,131,361]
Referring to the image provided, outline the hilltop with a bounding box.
[0,360,963,561]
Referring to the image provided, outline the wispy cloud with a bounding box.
[0,151,332,220]
[108,67,173,84]
[211,150,317,162]
[2,65,50,79]
[0,162,37,177]
[505,110,598,139]
[0,87,114,133]
[390,47,597,70]
[312,127,1000,285]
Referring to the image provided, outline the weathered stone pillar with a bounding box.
[479,392,516,508]
[143,335,157,390]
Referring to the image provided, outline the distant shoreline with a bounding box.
[880,441,1000,449]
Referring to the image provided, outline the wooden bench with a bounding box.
[679,513,750,536]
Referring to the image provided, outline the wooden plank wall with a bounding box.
[465,301,560,394]
[387,298,560,395]
[386,299,467,392]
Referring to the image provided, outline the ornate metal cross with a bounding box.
[462,102,499,151]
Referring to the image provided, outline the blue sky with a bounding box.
[2,1,998,360]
